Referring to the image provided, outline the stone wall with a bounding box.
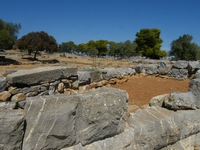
[1,60,200,149]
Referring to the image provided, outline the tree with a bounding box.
[135,28,166,59]
[0,19,21,49]
[76,43,88,55]
[58,41,76,53]
[17,31,57,60]
[169,34,200,60]
[95,40,108,57]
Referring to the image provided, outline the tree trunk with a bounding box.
[33,50,38,60]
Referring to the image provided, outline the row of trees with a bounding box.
[1,18,200,60]
[58,28,167,59]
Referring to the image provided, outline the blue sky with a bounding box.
[1,0,200,51]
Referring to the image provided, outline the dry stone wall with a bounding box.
[1,60,200,149]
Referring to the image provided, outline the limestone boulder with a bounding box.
[0,102,25,150]
[144,64,158,75]
[189,78,200,108]
[172,60,189,69]
[171,68,188,79]
[163,92,197,110]
[157,62,171,75]
[76,87,128,146]
[77,71,91,85]
[23,95,80,150]
[149,94,169,107]
[6,66,77,86]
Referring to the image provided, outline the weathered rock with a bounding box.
[90,70,103,83]
[144,64,158,75]
[157,62,171,75]
[6,66,77,86]
[149,94,169,107]
[0,103,25,150]
[171,68,188,79]
[63,107,200,150]
[23,87,128,149]
[101,68,118,80]
[188,61,200,75]
[163,92,197,110]
[8,87,22,95]
[23,95,80,150]
[0,75,7,92]
[161,132,200,150]
[0,91,11,101]
[76,87,128,146]
[172,60,189,69]
[78,71,91,85]
[189,78,200,108]
[134,64,145,74]
[11,93,26,102]
[21,87,30,94]
[49,85,56,95]
[57,82,65,93]
[72,80,79,89]
[26,91,39,97]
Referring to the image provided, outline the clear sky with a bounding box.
[1,0,200,51]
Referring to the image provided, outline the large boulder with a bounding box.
[157,62,171,75]
[76,87,128,146]
[149,94,169,107]
[0,102,25,150]
[189,78,200,107]
[23,95,80,150]
[172,60,189,69]
[6,66,77,86]
[77,71,91,85]
[144,64,158,75]
[23,87,128,149]
[0,75,7,92]
[163,92,197,110]
[171,68,188,80]
[188,61,200,75]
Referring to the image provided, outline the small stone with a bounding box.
[57,83,64,93]
[0,91,11,101]
[72,80,79,89]
[11,93,26,102]
[64,88,71,94]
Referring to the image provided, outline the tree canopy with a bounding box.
[0,19,21,49]
[169,34,200,60]
[17,31,57,59]
[58,41,76,53]
[108,40,137,58]
[135,28,167,59]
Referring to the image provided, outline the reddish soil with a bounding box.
[112,75,190,107]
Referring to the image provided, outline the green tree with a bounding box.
[169,34,200,60]
[95,40,108,57]
[17,31,57,60]
[0,19,21,49]
[76,43,88,55]
[58,41,76,53]
[135,28,166,59]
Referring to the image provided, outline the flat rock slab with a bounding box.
[0,103,25,150]
[6,66,77,86]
